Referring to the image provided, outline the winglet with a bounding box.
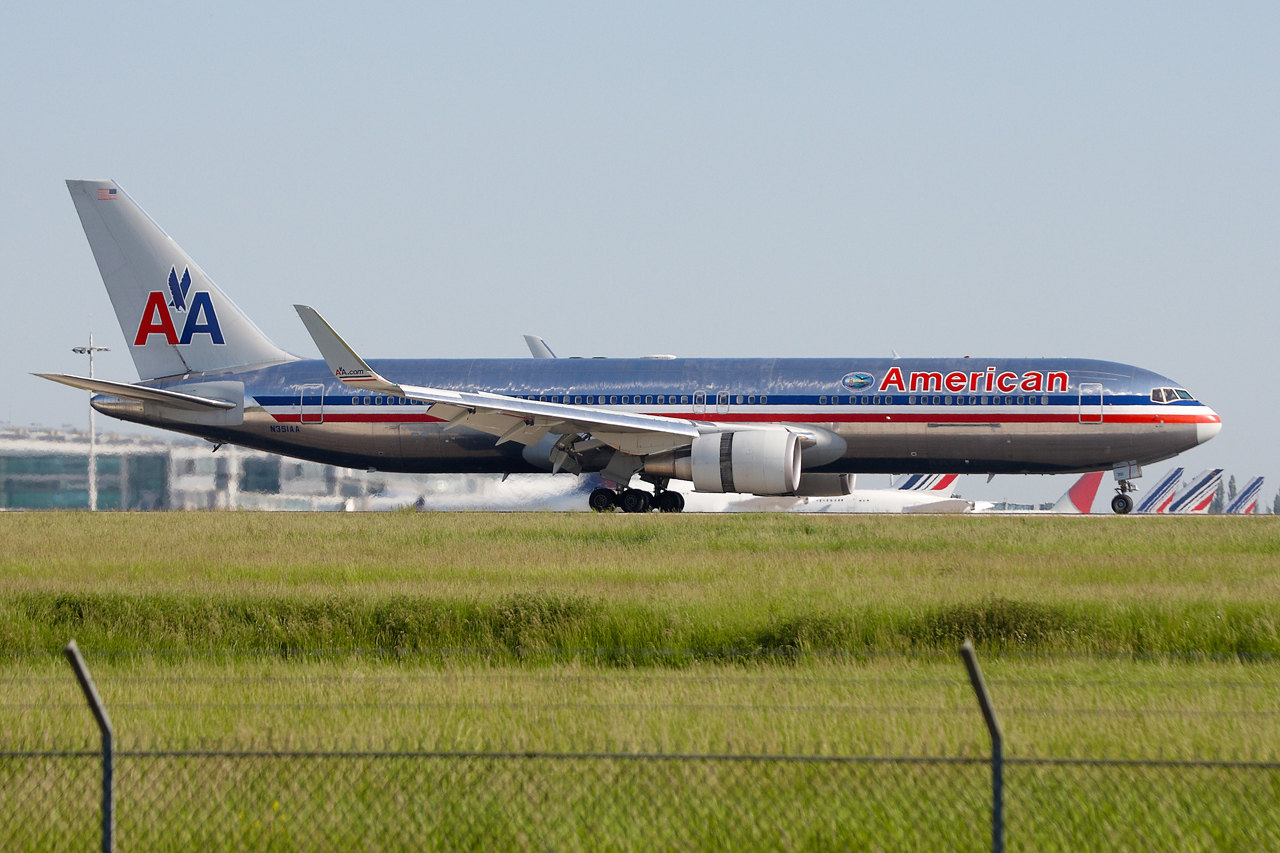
[293,305,402,394]
[524,335,557,358]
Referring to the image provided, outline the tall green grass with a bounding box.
[2,513,1278,657]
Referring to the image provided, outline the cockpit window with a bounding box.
[1151,387,1196,403]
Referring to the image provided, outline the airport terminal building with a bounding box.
[0,428,370,511]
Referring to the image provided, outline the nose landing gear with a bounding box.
[1111,479,1137,515]
[1111,493,1134,514]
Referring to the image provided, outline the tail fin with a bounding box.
[1051,471,1105,513]
[892,474,958,494]
[1226,477,1264,514]
[66,180,295,380]
[1134,467,1184,513]
[1167,469,1224,514]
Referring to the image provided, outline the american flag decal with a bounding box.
[98,188,117,200]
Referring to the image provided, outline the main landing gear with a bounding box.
[1111,480,1136,515]
[589,485,685,513]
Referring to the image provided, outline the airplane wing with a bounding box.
[33,373,238,410]
[294,306,701,458]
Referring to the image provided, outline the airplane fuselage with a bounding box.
[92,356,1221,478]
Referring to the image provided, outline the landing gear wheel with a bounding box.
[657,491,685,513]
[1111,493,1134,515]
[588,488,617,512]
[620,489,652,513]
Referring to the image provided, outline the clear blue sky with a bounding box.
[3,3,1276,507]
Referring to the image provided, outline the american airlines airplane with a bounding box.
[40,181,1222,514]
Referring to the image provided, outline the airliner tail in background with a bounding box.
[891,474,958,493]
[1226,477,1265,515]
[1166,469,1225,514]
[1134,467,1185,513]
[1049,471,1106,514]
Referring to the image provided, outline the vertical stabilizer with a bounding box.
[66,180,295,380]
[892,474,958,493]
[1225,477,1264,515]
[1167,469,1224,514]
[1051,471,1104,513]
[1134,467,1184,513]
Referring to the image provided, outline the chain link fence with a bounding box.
[2,643,1279,851]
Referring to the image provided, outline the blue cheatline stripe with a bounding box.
[252,392,1181,409]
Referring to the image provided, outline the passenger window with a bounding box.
[1017,396,1025,405]
[819,396,827,405]
[748,395,756,404]
[646,396,653,404]
[759,396,767,404]
[656,396,664,404]
[1041,395,1049,405]
[622,396,630,404]
[610,396,618,404]
[909,396,916,404]
[682,395,691,404]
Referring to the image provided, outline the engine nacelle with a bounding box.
[793,473,854,497]
[644,430,802,495]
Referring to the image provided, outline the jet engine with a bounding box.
[644,430,802,495]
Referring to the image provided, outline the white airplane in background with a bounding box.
[662,473,978,513]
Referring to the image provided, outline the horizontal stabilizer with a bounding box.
[33,373,237,410]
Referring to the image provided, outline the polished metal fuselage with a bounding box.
[93,356,1219,477]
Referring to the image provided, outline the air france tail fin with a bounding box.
[1134,467,1184,513]
[1167,469,1224,514]
[1050,471,1105,513]
[891,474,958,494]
[1226,477,1264,514]
[66,180,295,381]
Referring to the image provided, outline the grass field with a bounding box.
[1,512,1278,656]
[2,512,1279,849]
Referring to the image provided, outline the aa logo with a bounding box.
[134,267,225,346]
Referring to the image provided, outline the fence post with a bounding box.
[64,639,113,853]
[960,639,1003,853]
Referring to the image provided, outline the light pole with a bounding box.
[72,334,110,511]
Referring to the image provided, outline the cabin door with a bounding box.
[1078,383,1103,424]
[300,384,324,424]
